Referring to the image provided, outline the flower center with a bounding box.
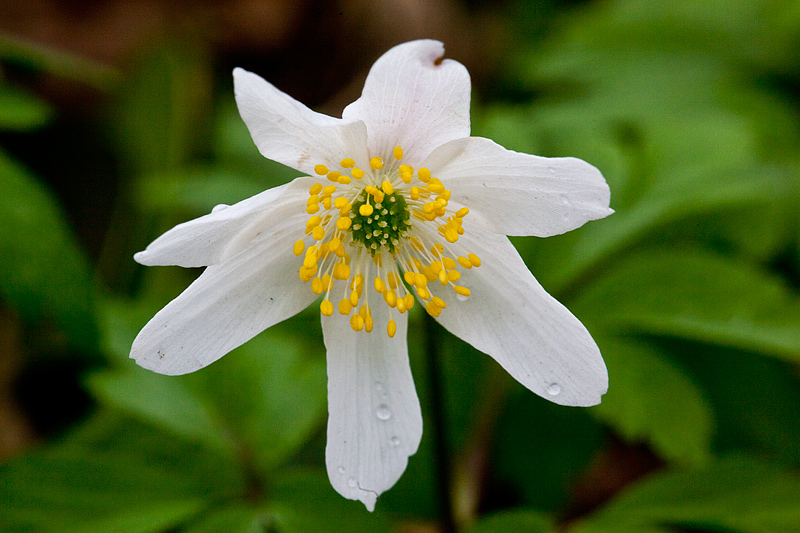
[292,146,481,337]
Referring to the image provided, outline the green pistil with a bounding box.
[350,190,411,255]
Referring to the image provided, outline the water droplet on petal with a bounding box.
[348,477,358,488]
[548,167,556,174]
[546,383,562,396]
[558,194,571,205]
[212,203,229,213]
[456,292,468,302]
[390,436,401,447]
[376,404,392,420]
[337,466,346,474]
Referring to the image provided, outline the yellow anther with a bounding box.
[359,304,369,319]
[404,294,415,310]
[403,271,416,285]
[327,171,341,182]
[314,164,328,175]
[310,183,323,195]
[328,237,341,252]
[373,191,385,204]
[468,253,482,267]
[352,168,365,179]
[454,286,470,297]
[306,204,320,214]
[322,274,333,291]
[338,175,351,184]
[399,164,412,174]
[334,245,346,257]
[303,255,317,269]
[457,256,473,269]
[418,167,431,182]
[428,180,445,194]
[456,207,469,218]
[387,272,399,289]
[432,296,447,309]
[334,197,347,209]
[323,196,332,210]
[387,319,397,338]
[410,187,420,200]
[336,217,352,230]
[421,267,437,283]
[370,157,383,169]
[414,273,428,288]
[431,243,444,257]
[443,257,456,270]
[374,277,386,293]
[339,203,352,216]
[306,215,322,228]
[438,269,448,285]
[336,263,352,280]
[350,290,359,307]
[417,286,431,300]
[350,314,365,332]
[299,265,317,282]
[365,315,374,332]
[425,300,442,317]
[431,260,443,273]
[305,245,317,257]
[400,171,413,184]
[384,290,397,308]
[320,300,334,316]
[444,229,458,243]
[311,278,324,295]
[293,240,305,256]
[382,180,394,195]
[322,185,337,196]
[340,158,355,168]
[312,226,325,241]
[397,298,406,313]
[393,146,403,160]
[442,190,451,201]
[359,204,374,216]
[338,299,352,315]
[447,270,461,282]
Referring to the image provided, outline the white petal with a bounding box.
[322,305,422,511]
[428,222,608,406]
[233,68,369,174]
[134,177,314,268]
[130,211,316,375]
[424,137,613,237]
[342,40,471,166]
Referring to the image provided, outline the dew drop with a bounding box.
[548,167,556,174]
[390,436,401,447]
[337,466,346,474]
[348,477,357,488]
[546,383,562,396]
[212,203,229,213]
[456,292,468,302]
[376,404,392,420]
[558,194,571,205]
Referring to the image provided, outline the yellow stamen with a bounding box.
[340,158,355,168]
[339,299,352,315]
[387,319,397,338]
[320,300,334,316]
[314,164,328,175]
[293,240,305,256]
[393,146,403,160]
[370,157,383,169]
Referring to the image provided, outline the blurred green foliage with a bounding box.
[2,0,800,531]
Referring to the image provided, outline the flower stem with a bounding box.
[424,314,456,533]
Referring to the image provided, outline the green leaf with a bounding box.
[87,367,233,453]
[0,411,244,533]
[265,469,391,532]
[0,84,52,130]
[464,509,554,533]
[0,149,97,350]
[183,326,327,476]
[574,249,800,360]
[590,336,713,465]
[183,505,265,533]
[578,456,800,533]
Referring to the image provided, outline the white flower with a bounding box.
[130,40,612,511]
